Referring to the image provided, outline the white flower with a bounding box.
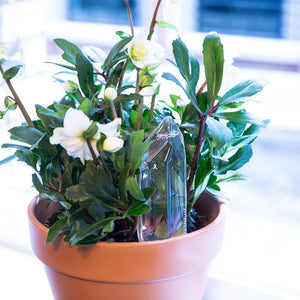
[0,39,23,74]
[104,86,118,101]
[50,109,124,163]
[128,30,165,69]
[139,86,155,97]
[50,108,100,164]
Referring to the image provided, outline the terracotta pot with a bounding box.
[28,192,225,300]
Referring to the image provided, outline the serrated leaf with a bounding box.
[2,65,22,80]
[202,32,224,105]
[54,38,84,65]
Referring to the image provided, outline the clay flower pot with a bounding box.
[28,192,225,300]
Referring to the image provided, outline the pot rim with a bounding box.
[28,196,225,248]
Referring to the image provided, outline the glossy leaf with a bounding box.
[202,32,224,105]
[76,54,96,98]
[54,38,84,65]
[2,65,22,80]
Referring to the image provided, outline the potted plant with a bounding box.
[0,1,267,299]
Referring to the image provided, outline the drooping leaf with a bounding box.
[46,216,68,245]
[9,126,45,146]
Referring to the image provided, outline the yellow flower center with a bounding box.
[0,45,7,55]
[131,42,148,62]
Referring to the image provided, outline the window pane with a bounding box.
[66,0,138,26]
[198,0,282,38]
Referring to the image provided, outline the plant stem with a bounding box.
[187,114,207,196]
[136,96,144,131]
[128,216,138,242]
[125,0,134,36]
[110,101,118,119]
[86,138,100,165]
[149,0,162,34]
[149,94,156,122]
[0,64,34,127]
[197,80,207,96]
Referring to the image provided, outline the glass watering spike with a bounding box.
[138,116,187,241]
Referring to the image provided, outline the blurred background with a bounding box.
[0,0,299,299]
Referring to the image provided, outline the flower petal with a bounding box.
[97,118,121,138]
[103,137,124,153]
[64,108,91,131]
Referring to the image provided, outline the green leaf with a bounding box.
[106,61,124,87]
[216,172,249,183]
[0,154,16,166]
[69,217,121,246]
[202,32,224,105]
[128,203,151,216]
[142,187,155,200]
[82,122,98,139]
[54,38,84,65]
[126,177,145,200]
[206,116,233,149]
[9,126,45,145]
[162,72,186,92]
[36,104,63,132]
[220,79,267,107]
[2,65,22,80]
[78,98,93,115]
[194,157,215,201]
[76,53,96,98]
[104,37,132,70]
[172,39,190,82]
[213,110,266,127]
[156,20,180,37]
[65,184,94,202]
[46,216,68,245]
[219,145,253,174]
[82,163,118,204]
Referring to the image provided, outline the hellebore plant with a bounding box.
[0,0,267,246]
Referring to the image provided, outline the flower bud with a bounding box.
[104,86,118,101]
[103,137,124,153]
[62,80,78,93]
[139,86,155,97]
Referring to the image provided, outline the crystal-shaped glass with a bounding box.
[138,116,187,241]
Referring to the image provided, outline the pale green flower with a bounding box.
[103,137,124,152]
[128,30,165,69]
